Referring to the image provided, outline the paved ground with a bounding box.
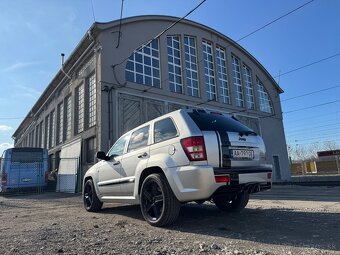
[0,185,339,255]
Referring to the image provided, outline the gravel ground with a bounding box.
[0,185,339,255]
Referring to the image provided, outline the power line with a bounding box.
[281,84,340,102]
[236,0,315,43]
[113,0,207,67]
[284,110,339,121]
[284,99,340,114]
[286,127,340,138]
[273,53,340,79]
[288,133,340,142]
[90,0,96,22]
[285,122,340,134]
[0,117,25,120]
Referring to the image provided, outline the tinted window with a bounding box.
[188,112,254,133]
[11,148,43,163]
[128,126,149,152]
[154,118,178,143]
[109,135,129,157]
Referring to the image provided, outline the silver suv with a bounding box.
[83,109,272,226]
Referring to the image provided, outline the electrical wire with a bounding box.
[284,99,340,114]
[90,0,96,22]
[113,0,207,68]
[235,0,315,43]
[281,84,340,102]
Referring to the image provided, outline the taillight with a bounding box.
[267,172,272,180]
[2,172,7,185]
[180,136,207,161]
[215,175,230,183]
[45,172,49,183]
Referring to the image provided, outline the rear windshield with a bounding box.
[188,112,254,133]
[11,149,43,163]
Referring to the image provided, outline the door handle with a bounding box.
[137,152,148,158]
[113,161,121,166]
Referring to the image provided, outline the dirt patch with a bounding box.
[0,185,339,255]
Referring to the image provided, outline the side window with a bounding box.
[154,118,178,143]
[127,126,150,152]
[109,135,129,157]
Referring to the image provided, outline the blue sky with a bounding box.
[0,0,339,155]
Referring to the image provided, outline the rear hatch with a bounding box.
[188,111,265,169]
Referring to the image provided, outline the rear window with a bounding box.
[188,112,253,133]
[11,149,43,163]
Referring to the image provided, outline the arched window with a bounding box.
[125,39,160,88]
[256,78,273,113]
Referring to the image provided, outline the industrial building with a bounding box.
[12,15,290,181]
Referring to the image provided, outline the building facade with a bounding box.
[12,16,290,181]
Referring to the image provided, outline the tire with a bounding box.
[83,179,103,212]
[140,173,180,227]
[213,192,249,212]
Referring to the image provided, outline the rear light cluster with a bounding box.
[215,175,230,183]
[267,172,272,180]
[180,136,207,161]
[2,172,7,185]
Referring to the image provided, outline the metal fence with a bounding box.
[0,157,81,196]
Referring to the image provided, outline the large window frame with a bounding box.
[167,36,183,94]
[184,36,199,97]
[231,55,244,108]
[243,64,255,110]
[257,78,274,113]
[125,39,161,88]
[216,46,230,104]
[202,40,217,101]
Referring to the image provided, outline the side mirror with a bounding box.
[96,151,108,160]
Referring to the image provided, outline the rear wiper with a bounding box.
[238,131,257,136]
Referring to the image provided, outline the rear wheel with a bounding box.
[83,179,103,212]
[140,173,180,227]
[213,192,249,212]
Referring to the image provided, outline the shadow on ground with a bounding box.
[100,202,340,252]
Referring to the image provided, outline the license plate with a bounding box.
[232,149,254,159]
[21,178,32,182]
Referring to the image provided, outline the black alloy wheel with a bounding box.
[83,179,103,212]
[140,174,180,226]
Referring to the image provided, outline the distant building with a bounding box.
[12,15,290,181]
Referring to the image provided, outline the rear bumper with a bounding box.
[165,165,272,203]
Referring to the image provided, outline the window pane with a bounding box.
[125,39,160,88]
[109,134,129,157]
[167,36,183,94]
[128,126,149,152]
[154,118,178,143]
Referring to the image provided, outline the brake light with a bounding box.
[215,175,230,183]
[2,172,7,185]
[180,136,207,161]
[267,172,272,180]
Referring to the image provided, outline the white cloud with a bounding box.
[0,143,13,149]
[1,61,42,72]
[0,143,14,156]
[0,125,12,132]
[15,85,42,98]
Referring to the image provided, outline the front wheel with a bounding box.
[140,173,180,227]
[83,179,103,212]
[213,192,249,212]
